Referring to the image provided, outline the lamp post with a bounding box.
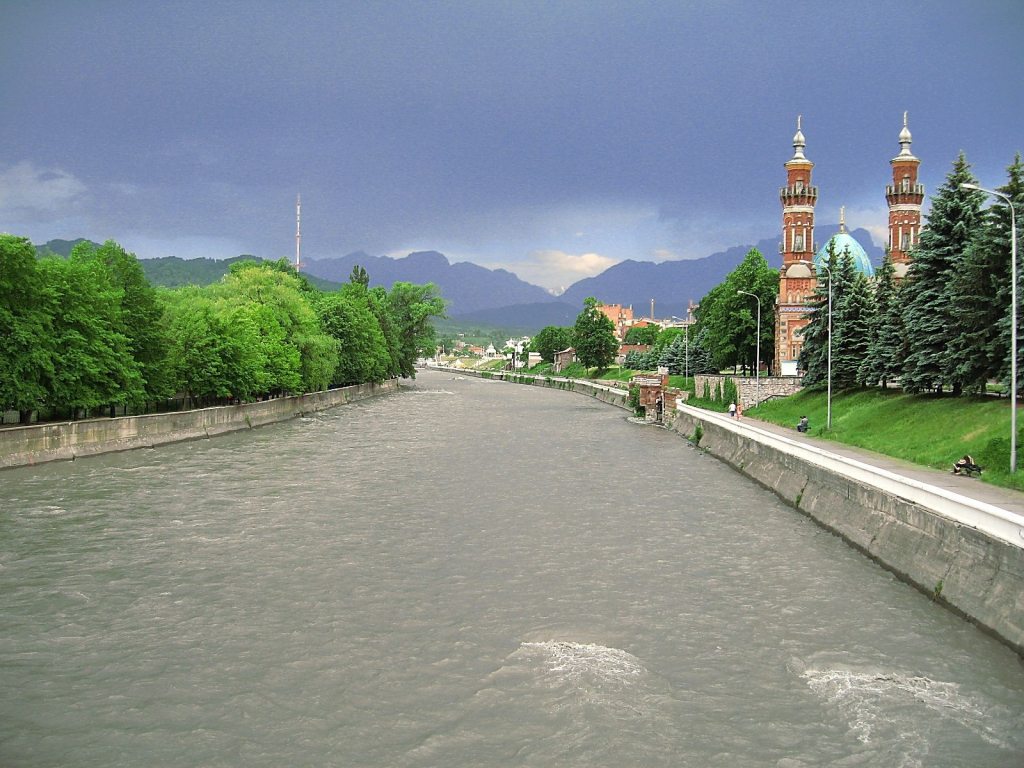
[961,182,1018,472]
[684,323,689,380]
[797,260,832,430]
[737,290,761,405]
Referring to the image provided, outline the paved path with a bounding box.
[730,413,1024,520]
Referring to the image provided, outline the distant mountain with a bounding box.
[302,251,556,315]
[557,228,881,316]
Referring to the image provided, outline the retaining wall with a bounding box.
[0,380,399,470]
[671,405,1024,655]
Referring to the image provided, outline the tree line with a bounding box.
[0,235,445,423]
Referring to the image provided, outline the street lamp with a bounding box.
[797,259,832,430]
[737,290,761,405]
[961,182,1018,472]
[684,323,689,380]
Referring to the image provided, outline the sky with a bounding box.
[2,1,1022,294]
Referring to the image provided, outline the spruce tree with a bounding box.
[971,155,1024,396]
[859,254,906,388]
[901,153,983,395]
[833,269,876,389]
[798,242,839,387]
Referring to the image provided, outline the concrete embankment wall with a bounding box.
[0,380,399,470]
[671,406,1024,656]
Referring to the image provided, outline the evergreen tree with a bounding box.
[859,253,906,388]
[658,335,688,374]
[967,154,1024,396]
[798,243,840,387]
[689,327,717,374]
[833,268,876,389]
[901,153,983,394]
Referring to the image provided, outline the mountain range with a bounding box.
[33,226,882,333]
[302,226,881,329]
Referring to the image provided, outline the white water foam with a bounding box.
[801,667,1012,752]
[519,640,646,687]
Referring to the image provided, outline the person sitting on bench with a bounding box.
[952,454,982,475]
[796,416,809,433]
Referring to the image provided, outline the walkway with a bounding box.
[725,411,1024,521]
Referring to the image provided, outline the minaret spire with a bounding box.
[791,115,806,160]
[897,111,915,158]
[839,205,846,233]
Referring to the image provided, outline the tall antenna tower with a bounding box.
[295,193,303,271]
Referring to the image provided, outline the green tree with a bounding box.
[901,153,983,395]
[532,325,574,363]
[859,254,907,388]
[624,324,658,345]
[72,240,173,403]
[832,260,876,389]
[658,334,688,374]
[0,235,54,420]
[161,287,264,406]
[38,255,144,416]
[349,264,370,287]
[960,154,1024,395]
[572,297,619,370]
[315,283,391,385]
[386,282,446,378]
[692,248,776,373]
[798,243,840,387]
[216,262,338,394]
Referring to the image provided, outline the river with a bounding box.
[1,368,1022,767]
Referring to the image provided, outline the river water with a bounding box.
[1,369,1022,767]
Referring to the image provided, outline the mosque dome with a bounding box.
[814,207,874,277]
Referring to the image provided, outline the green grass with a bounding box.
[748,387,1024,491]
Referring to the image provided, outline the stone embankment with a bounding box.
[449,367,1024,655]
[0,380,398,470]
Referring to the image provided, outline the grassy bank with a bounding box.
[748,388,1024,492]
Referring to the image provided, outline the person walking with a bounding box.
[728,401,736,418]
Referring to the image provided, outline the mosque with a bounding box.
[774,114,925,376]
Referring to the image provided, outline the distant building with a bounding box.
[597,303,634,339]
[774,114,924,376]
[553,347,577,373]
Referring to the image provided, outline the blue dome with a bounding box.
[814,232,874,277]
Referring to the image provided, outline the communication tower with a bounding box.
[295,194,303,271]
